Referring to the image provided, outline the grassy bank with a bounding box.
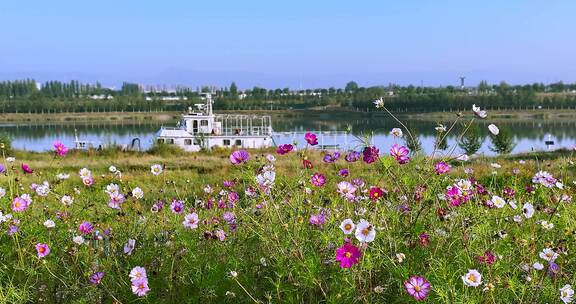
[0,145,575,303]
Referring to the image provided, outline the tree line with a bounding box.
[1,79,576,113]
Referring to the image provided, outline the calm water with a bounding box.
[2,113,575,155]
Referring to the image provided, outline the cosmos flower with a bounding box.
[434,162,451,174]
[89,272,105,285]
[532,171,558,188]
[338,168,349,177]
[124,239,136,255]
[304,132,318,146]
[462,269,482,287]
[560,285,574,304]
[309,213,326,227]
[12,196,30,212]
[0,164,5,174]
[276,144,294,155]
[108,192,125,209]
[488,124,499,135]
[53,141,68,157]
[335,242,361,268]
[229,150,250,165]
[369,186,384,201]
[373,97,384,108]
[150,164,163,175]
[477,250,496,266]
[79,221,94,235]
[340,219,355,234]
[132,187,144,199]
[404,276,431,300]
[337,181,357,201]
[362,146,379,164]
[170,200,185,214]
[302,159,313,169]
[522,203,535,218]
[82,176,94,187]
[323,152,340,163]
[36,243,50,258]
[390,144,410,164]
[540,248,558,262]
[131,278,150,297]
[43,219,56,229]
[183,213,199,229]
[21,163,33,174]
[491,195,506,209]
[61,195,74,206]
[472,104,487,118]
[355,219,376,243]
[390,128,403,138]
[345,151,361,162]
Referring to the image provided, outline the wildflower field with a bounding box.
[1,106,576,303]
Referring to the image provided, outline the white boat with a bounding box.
[155,93,274,152]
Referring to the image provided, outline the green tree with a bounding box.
[457,123,484,155]
[489,126,515,154]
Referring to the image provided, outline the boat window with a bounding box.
[184,139,192,145]
[167,138,174,144]
[235,139,242,146]
[223,139,231,146]
[200,120,208,126]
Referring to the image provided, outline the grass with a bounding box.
[0,144,575,303]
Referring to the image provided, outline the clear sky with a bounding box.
[1,0,575,89]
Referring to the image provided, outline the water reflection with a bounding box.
[1,113,575,155]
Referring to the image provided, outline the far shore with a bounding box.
[1,107,575,124]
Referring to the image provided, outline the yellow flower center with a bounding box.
[468,274,476,282]
[414,285,421,292]
[362,229,369,236]
[344,224,352,230]
[345,252,352,258]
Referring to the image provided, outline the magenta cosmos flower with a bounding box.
[276,144,294,155]
[21,163,33,174]
[362,146,380,164]
[229,150,250,165]
[434,161,451,175]
[79,221,94,235]
[54,141,69,157]
[170,199,185,214]
[404,276,431,300]
[335,242,362,268]
[36,243,50,258]
[89,272,105,285]
[304,132,318,146]
[311,173,326,187]
[369,186,385,201]
[390,144,410,164]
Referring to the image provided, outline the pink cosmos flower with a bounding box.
[36,243,50,258]
[337,181,357,201]
[477,250,496,266]
[304,132,318,146]
[12,196,30,212]
[229,150,250,165]
[82,176,94,187]
[311,173,326,187]
[170,199,185,214]
[131,278,150,297]
[434,161,451,175]
[404,276,431,300]
[309,213,326,227]
[390,144,410,164]
[183,213,199,229]
[54,141,69,157]
[21,163,33,174]
[362,146,379,164]
[276,144,294,155]
[335,242,362,268]
[108,192,125,209]
[79,221,94,235]
[323,152,340,163]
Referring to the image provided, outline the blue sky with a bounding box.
[0,0,575,89]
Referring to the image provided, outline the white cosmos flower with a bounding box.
[490,163,501,169]
[539,247,558,262]
[396,253,406,263]
[472,104,487,118]
[44,219,55,228]
[522,203,535,218]
[513,215,522,223]
[355,219,376,243]
[533,262,544,270]
[106,183,119,195]
[435,124,447,132]
[462,269,482,287]
[57,173,70,180]
[132,187,144,199]
[73,235,85,245]
[150,164,163,176]
[339,219,355,235]
[457,154,469,161]
[488,124,500,135]
[390,128,403,138]
[108,166,117,173]
[79,168,92,178]
[6,157,15,163]
[0,187,5,198]
[561,284,574,304]
[373,97,384,108]
[541,221,554,230]
[182,213,199,229]
[61,195,74,206]
[491,195,506,208]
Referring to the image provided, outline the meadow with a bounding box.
[0,105,576,303]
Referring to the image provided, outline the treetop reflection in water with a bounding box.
[1,114,575,155]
